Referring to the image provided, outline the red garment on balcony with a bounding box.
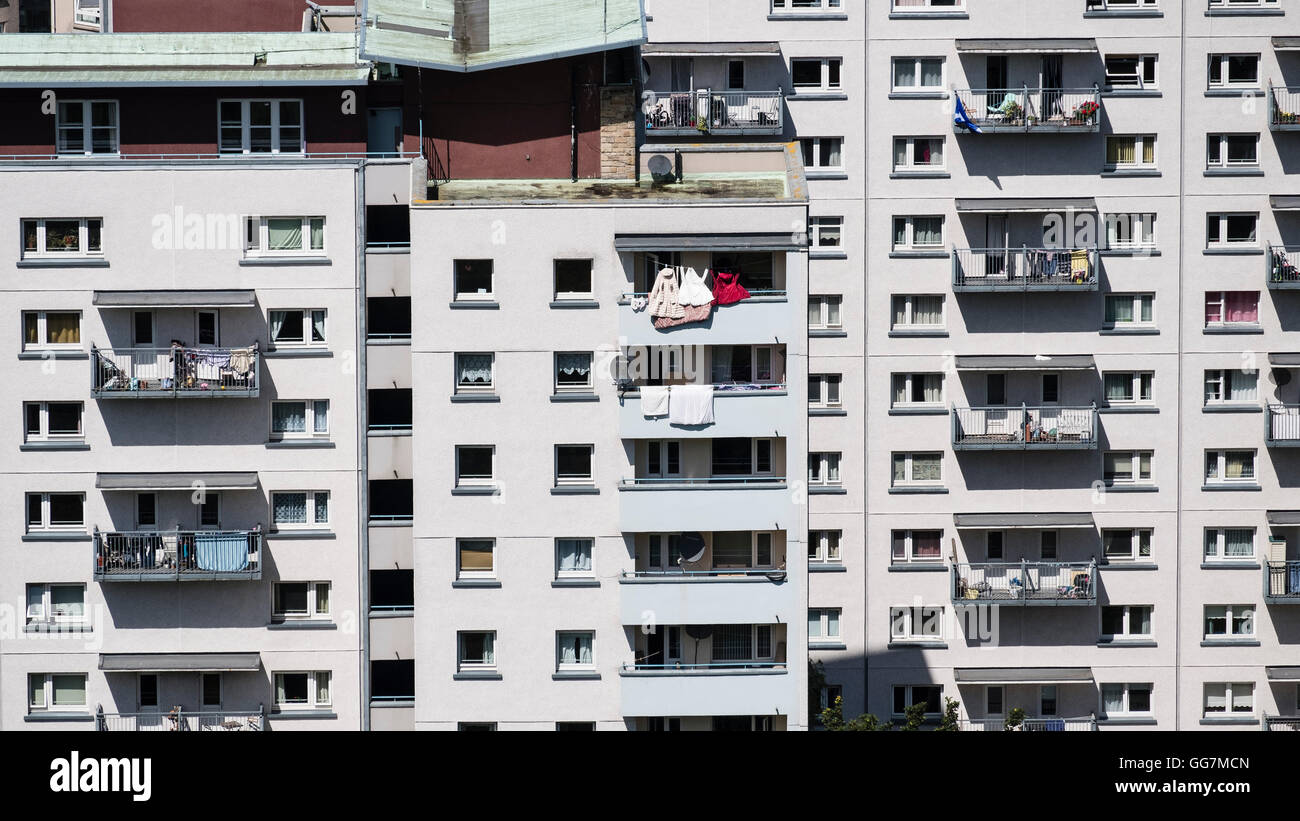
[711,270,750,306]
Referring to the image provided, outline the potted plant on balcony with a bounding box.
[1005,707,1026,731]
[1070,101,1100,125]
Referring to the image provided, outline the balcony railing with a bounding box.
[955,716,1097,731]
[1265,560,1300,603]
[91,344,259,398]
[96,705,264,731]
[643,90,784,136]
[952,247,1098,291]
[953,86,1101,134]
[952,404,1098,450]
[1264,716,1300,731]
[1268,245,1300,288]
[619,476,787,488]
[94,528,262,581]
[1267,405,1300,446]
[622,661,786,673]
[952,560,1098,606]
[1270,86,1300,131]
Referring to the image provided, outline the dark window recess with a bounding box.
[18,0,52,31]
[370,660,415,701]
[370,569,414,609]
[367,297,411,339]
[368,389,413,430]
[711,252,774,290]
[604,47,635,84]
[711,438,753,476]
[369,479,413,521]
[365,205,410,246]
[728,60,746,89]
[554,259,593,296]
[454,259,493,297]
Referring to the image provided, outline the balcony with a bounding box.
[955,716,1097,731]
[618,384,792,438]
[618,292,792,346]
[953,87,1101,134]
[1270,86,1300,131]
[1268,245,1300,289]
[952,247,1098,292]
[620,664,793,718]
[1265,561,1300,603]
[1264,716,1300,731]
[93,528,262,582]
[952,404,1098,450]
[952,560,1098,606]
[620,571,796,625]
[96,706,264,731]
[1267,405,1300,447]
[643,90,784,137]
[618,477,792,532]
[91,344,259,398]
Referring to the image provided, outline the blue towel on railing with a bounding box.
[1289,564,1300,595]
[1045,718,1066,732]
[195,533,249,572]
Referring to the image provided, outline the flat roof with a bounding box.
[423,175,792,204]
[100,653,261,672]
[96,472,260,491]
[94,290,256,309]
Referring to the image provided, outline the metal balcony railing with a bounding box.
[622,661,786,673]
[643,90,784,135]
[1265,560,1300,602]
[618,476,787,488]
[622,568,788,579]
[1267,405,1300,446]
[1264,716,1300,731]
[94,527,262,581]
[955,716,1097,731]
[1267,245,1300,288]
[91,344,259,397]
[1270,85,1300,130]
[953,86,1101,133]
[952,404,1099,450]
[96,705,264,731]
[952,560,1098,605]
[953,247,1098,291]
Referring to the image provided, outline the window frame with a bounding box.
[1203,604,1256,640]
[808,529,842,564]
[457,630,498,672]
[808,373,843,408]
[218,99,305,155]
[55,100,119,156]
[891,371,944,409]
[1203,368,1258,406]
[1104,134,1158,170]
[892,215,945,251]
[1204,527,1256,562]
[1203,449,1257,486]
[891,451,943,488]
[1203,290,1260,328]
[808,295,844,330]
[244,216,325,257]
[1203,682,1255,717]
[1205,213,1259,248]
[809,216,844,249]
[1103,54,1158,90]
[456,538,496,580]
[28,672,87,712]
[1100,682,1154,717]
[555,537,595,579]
[270,399,330,440]
[25,492,85,533]
[892,136,946,172]
[271,581,331,621]
[270,490,331,530]
[25,583,88,627]
[268,309,327,348]
[891,56,946,92]
[23,401,84,443]
[21,217,104,258]
[455,445,496,487]
[554,351,594,394]
[891,294,946,331]
[1104,213,1156,249]
[454,352,496,395]
[273,670,332,708]
[1101,371,1154,407]
[1206,133,1260,169]
[553,259,594,301]
[790,57,843,92]
[889,605,945,642]
[555,444,596,487]
[1100,604,1153,639]
[798,136,845,171]
[1102,293,1155,329]
[808,608,843,643]
[555,630,596,671]
[807,451,842,487]
[1102,528,1153,561]
[1103,450,1154,487]
[891,529,943,564]
[453,259,495,302]
[1207,53,1261,89]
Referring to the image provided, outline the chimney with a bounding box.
[599,85,636,180]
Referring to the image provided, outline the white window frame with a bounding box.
[455,352,495,395]
[268,309,327,348]
[74,0,105,30]
[1103,450,1153,487]
[1203,604,1256,640]
[25,583,87,627]
[55,100,118,156]
[1206,133,1260,169]
[799,137,844,170]
[555,444,596,487]
[270,490,330,530]
[1100,604,1153,639]
[891,372,944,409]
[1102,528,1153,561]
[270,400,329,440]
[21,218,104,258]
[1102,293,1155,329]
[1203,368,1258,405]
[244,216,325,257]
[455,445,496,487]
[1204,527,1256,562]
[790,57,842,91]
[1206,213,1260,247]
[1204,290,1260,328]
[555,630,596,671]
[1104,134,1157,170]
[1102,371,1154,406]
[553,259,594,301]
[771,0,842,9]
[456,538,496,579]
[891,294,946,331]
[272,581,331,620]
[554,352,594,394]
[892,216,945,251]
[1203,682,1255,717]
[1208,0,1277,7]
[808,295,843,330]
[218,99,305,155]
[1104,214,1156,249]
[457,631,497,671]
[809,216,843,249]
[892,684,944,718]
[892,0,966,11]
[889,605,944,642]
[646,440,683,479]
[26,492,85,533]
[453,259,495,301]
[808,529,842,564]
[28,673,87,712]
[891,529,943,564]
[1089,0,1159,10]
[555,537,595,579]
[23,401,84,443]
[891,56,945,92]
[1207,53,1261,89]
[1100,683,1153,717]
[809,373,842,408]
[808,608,842,642]
[892,136,946,172]
[891,452,943,488]
[1103,54,1158,90]
[808,451,842,487]
[273,670,331,708]
[1204,449,1257,486]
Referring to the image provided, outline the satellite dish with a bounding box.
[684,625,713,640]
[1273,369,1293,387]
[678,532,706,564]
[647,153,674,183]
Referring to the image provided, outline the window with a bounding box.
[809,530,842,564]
[1207,134,1259,169]
[457,539,495,579]
[271,491,330,529]
[136,492,157,531]
[1105,214,1155,249]
[646,440,682,478]
[891,372,943,408]
[21,218,103,258]
[1104,55,1158,89]
[1102,372,1153,406]
[25,584,86,627]
[1100,683,1153,717]
[1204,450,1257,485]
[791,58,841,91]
[557,538,594,578]
[1040,530,1058,560]
[1103,294,1154,329]
[710,346,778,385]
[1206,213,1258,247]
[219,100,304,154]
[808,295,843,330]
[26,493,84,532]
[244,216,324,256]
[727,59,745,90]
[201,673,222,708]
[454,259,494,301]
[983,531,1005,561]
[74,0,105,29]
[891,529,941,563]
[1204,291,1259,328]
[23,402,83,443]
[272,582,331,620]
[1103,529,1153,561]
[456,446,495,487]
[458,722,498,731]
[1105,135,1156,170]
[808,608,842,642]
[1208,0,1278,8]
[808,452,842,487]
[455,353,495,395]
[892,452,942,488]
[28,673,86,712]
[554,259,593,300]
[892,684,942,717]
[1101,605,1152,639]
[772,0,842,8]
[893,0,965,11]
[892,216,944,250]
[809,374,842,408]
[56,101,117,155]
[892,57,944,92]
[890,605,944,642]
[1204,604,1255,639]
[1204,527,1255,561]
[1207,54,1259,88]
[271,400,329,439]
[713,625,774,664]
[555,445,595,487]
[269,310,326,347]
[1088,0,1159,9]
[1103,451,1153,486]
[1204,683,1254,716]
[458,631,497,670]
[809,216,843,248]
[799,137,843,170]
[711,532,775,569]
[555,353,593,394]
[556,631,595,670]
[891,294,945,331]
[1204,369,1258,404]
[893,136,945,172]
[273,671,331,708]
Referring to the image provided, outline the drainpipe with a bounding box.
[356,161,371,731]
[571,64,580,182]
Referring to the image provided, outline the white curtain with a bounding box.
[558,539,592,572]
[559,633,592,666]
[457,355,493,385]
[273,403,306,433]
[267,218,302,251]
[274,492,307,524]
[556,353,591,378]
[311,310,326,342]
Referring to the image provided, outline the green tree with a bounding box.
[936,697,961,731]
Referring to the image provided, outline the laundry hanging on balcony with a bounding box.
[649,266,715,329]
[668,384,714,426]
[711,270,751,305]
[640,386,670,417]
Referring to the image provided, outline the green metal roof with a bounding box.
[360,0,646,72]
[0,32,370,87]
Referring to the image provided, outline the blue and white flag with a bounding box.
[954,95,982,134]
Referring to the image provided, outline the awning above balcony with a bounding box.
[1273,37,1300,51]
[954,513,1096,530]
[96,472,259,491]
[614,233,805,252]
[1269,354,1300,367]
[954,667,1094,685]
[1269,196,1300,211]
[955,198,1097,214]
[93,290,256,309]
[956,38,1098,54]
[954,355,1095,371]
[1267,666,1300,681]
[99,653,261,672]
[642,42,781,57]
[1267,510,1300,525]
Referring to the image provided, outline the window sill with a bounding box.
[265,439,335,449]
[1204,88,1265,97]
[1203,247,1264,256]
[809,329,848,338]
[368,519,413,528]
[804,170,849,181]
[368,428,413,437]
[451,394,500,403]
[449,301,500,310]
[1098,562,1157,571]
[1100,89,1162,98]
[1200,639,1260,648]
[767,12,848,20]
[888,329,948,338]
[1203,326,1263,335]
[18,350,88,360]
[552,578,600,588]
[887,641,947,650]
[239,257,332,266]
[24,712,93,723]
[550,393,599,403]
[452,579,502,589]
[808,485,847,495]
[887,91,948,100]
[453,672,503,681]
[20,441,90,451]
[552,671,601,681]
[267,529,335,539]
[889,10,968,18]
[17,257,109,268]
[1100,169,1161,178]
[1205,7,1284,14]
[1202,404,1261,414]
[23,623,93,634]
[1098,327,1159,336]
[809,563,847,573]
[369,608,415,618]
[1097,716,1157,726]
[269,710,338,719]
[809,642,848,651]
[263,348,333,358]
[809,408,848,417]
[266,619,336,631]
[1200,561,1260,570]
[887,563,946,573]
[21,532,90,542]
[810,250,849,260]
[452,486,499,496]
[888,249,948,259]
[1204,168,1264,177]
[551,486,599,495]
[1099,406,1159,414]
[549,300,599,309]
[889,170,950,179]
[367,337,412,346]
[888,406,947,416]
[1096,639,1158,648]
[1102,485,1159,493]
[888,486,948,495]
[789,91,849,101]
[1099,248,1160,257]
[1201,483,1261,492]
[1084,9,1162,17]
[1199,716,1261,726]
